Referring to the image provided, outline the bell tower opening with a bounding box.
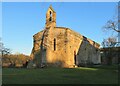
[49,11,52,22]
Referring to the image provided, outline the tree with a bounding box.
[0,38,12,67]
[103,20,120,33]
[102,4,120,46]
[103,4,120,33]
[0,38,11,57]
[102,36,117,48]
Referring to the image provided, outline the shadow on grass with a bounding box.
[2,65,118,84]
[84,64,118,70]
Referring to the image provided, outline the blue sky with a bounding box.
[2,2,117,55]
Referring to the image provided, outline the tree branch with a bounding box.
[112,23,120,33]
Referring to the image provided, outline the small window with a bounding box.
[54,38,56,51]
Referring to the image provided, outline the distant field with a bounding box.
[2,65,118,84]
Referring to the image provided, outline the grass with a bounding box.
[2,65,118,84]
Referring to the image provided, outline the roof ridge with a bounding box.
[48,5,56,13]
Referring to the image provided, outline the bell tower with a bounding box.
[46,5,56,28]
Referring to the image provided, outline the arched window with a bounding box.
[49,11,52,21]
[54,38,56,51]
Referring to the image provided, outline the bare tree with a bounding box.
[102,4,119,33]
[0,39,11,57]
[103,20,120,33]
[0,38,12,67]
[102,36,117,48]
[102,5,120,47]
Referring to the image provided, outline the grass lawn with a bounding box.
[2,65,118,84]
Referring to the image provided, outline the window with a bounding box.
[54,38,56,51]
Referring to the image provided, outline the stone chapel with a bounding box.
[30,5,101,68]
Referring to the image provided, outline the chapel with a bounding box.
[30,5,101,68]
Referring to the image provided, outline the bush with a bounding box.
[2,54,31,68]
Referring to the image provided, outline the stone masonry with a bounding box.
[30,5,101,68]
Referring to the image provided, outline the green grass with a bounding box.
[2,65,118,84]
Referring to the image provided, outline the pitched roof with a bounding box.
[48,5,56,13]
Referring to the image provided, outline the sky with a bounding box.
[2,2,118,55]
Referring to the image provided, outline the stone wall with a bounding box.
[65,28,101,67]
[30,5,101,68]
[101,47,120,64]
[30,27,101,68]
